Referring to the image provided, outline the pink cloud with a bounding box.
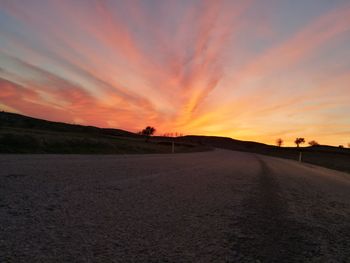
[0,0,349,145]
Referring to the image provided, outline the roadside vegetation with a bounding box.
[0,112,209,154]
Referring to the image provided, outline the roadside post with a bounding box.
[172,141,175,153]
[299,151,302,162]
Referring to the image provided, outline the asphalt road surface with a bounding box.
[1,150,350,262]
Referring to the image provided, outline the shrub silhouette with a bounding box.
[294,137,305,147]
[308,140,319,147]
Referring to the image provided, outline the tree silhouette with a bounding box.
[294,137,305,147]
[308,140,319,147]
[141,126,156,141]
[141,126,156,136]
[276,138,283,147]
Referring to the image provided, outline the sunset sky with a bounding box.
[0,0,349,146]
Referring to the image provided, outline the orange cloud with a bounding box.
[0,1,349,145]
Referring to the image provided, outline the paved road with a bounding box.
[1,150,350,262]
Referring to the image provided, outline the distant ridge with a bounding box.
[1,111,348,153]
[0,111,137,138]
[178,135,350,154]
[179,135,270,151]
[0,111,349,173]
[1,111,349,152]
[0,111,209,154]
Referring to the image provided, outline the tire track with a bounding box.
[230,156,320,262]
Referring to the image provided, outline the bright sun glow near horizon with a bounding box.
[0,0,349,146]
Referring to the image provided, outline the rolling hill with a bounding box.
[1,111,349,173]
[0,112,207,154]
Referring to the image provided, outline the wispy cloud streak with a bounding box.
[0,0,349,145]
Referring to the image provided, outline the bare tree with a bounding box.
[294,137,305,147]
[276,138,283,147]
[308,140,319,147]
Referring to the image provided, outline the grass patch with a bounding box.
[0,129,210,154]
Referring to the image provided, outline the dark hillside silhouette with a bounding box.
[1,112,349,173]
[0,111,136,137]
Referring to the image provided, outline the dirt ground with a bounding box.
[1,150,349,262]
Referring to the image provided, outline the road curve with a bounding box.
[0,150,349,262]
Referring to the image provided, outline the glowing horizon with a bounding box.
[0,0,349,146]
